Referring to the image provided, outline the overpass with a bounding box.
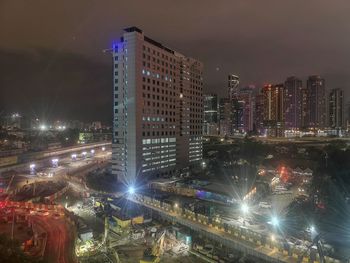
[0,142,111,174]
[128,194,340,263]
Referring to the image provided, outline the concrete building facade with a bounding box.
[112,27,203,184]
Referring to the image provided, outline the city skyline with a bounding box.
[2,1,350,122]
[2,3,350,263]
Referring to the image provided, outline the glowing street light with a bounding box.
[102,147,106,151]
[29,164,36,175]
[310,225,316,233]
[40,124,47,131]
[52,158,59,168]
[271,216,280,227]
[128,186,135,195]
[241,203,249,214]
[309,225,318,240]
[271,234,275,242]
[90,149,95,155]
[174,203,178,208]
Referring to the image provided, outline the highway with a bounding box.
[0,148,111,263]
[30,213,75,263]
[0,141,111,175]
[4,149,111,194]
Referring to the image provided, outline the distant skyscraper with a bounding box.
[254,92,265,135]
[219,98,232,136]
[111,27,203,183]
[328,88,344,129]
[306,75,326,129]
[284,76,303,130]
[203,94,218,135]
[263,84,285,137]
[228,74,240,101]
[237,86,255,133]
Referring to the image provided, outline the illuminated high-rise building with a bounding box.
[219,98,232,136]
[328,88,344,129]
[306,75,326,129]
[254,92,265,135]
[111,27,203,183]
[228,74,240,101]
[237,86,255,133]
[284,76,303,130]
[263,84,285,137]
[203,94,218,135]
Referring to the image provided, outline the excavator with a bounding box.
[140,231,166,263]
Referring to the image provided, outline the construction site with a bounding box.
[73,195,250,263]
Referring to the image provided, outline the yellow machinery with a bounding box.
[140,231,165,263]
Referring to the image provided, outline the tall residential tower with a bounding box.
[328,88,344,129]
[284,76,303,130]
[306,75,326,129]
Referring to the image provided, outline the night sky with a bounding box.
[1,0,350,123]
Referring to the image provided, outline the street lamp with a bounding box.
[128,186,135,195]
[241,203,249,226]
[309,225,318,240]
[271,216,280,227]
[52,158,59,168]
[241,203,249,214]
[29,164,36,175]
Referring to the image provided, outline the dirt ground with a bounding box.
[160,255,207,263]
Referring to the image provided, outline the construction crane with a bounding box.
[140,231,166,263]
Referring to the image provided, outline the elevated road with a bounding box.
[0,141,111,174]
[128,194,338,263]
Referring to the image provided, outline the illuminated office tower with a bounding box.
[111,27,203,183]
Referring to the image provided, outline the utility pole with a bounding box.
[11,208,15,240]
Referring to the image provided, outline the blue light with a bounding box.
[271,216,279,227]
[128,186,135,194]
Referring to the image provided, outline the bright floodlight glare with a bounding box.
[271,216,279,227]
[241,203,249,214]
[91,149,95,154]
[40,125,47,131]
[128,186,135,194]
[310,225,316,233]
[174,203,178,208]
[82,151,87,156]
[102,147,105,151]
[71,154,77,159]
[29,164,36,169]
